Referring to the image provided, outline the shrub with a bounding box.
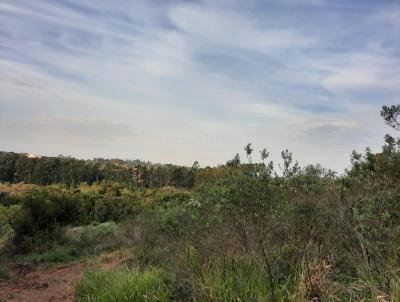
[92,196,138,222]
[18,245,80,264]
[156,205,198,236]
[0,223,14,254]
[0,204,23,254]
[0,257,10,279]
[64,222,117,244]
[17,189,80,236]
[154,186,191,204]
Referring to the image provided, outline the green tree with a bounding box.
[226,153,241,166]
[244,143,253,163]
[381,104,400,130]
[192,161,200,170]
[280,149,300,178]
[260,148,269,164]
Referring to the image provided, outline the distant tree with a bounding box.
[171,166,185,188]
[280,149,300,178]
[244,143,253,163]
[381,105,400,131]
[260,148,269,164]
[192,161,200,170]
[226,153,241,166]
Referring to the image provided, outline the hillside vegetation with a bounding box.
[1,105,400,301]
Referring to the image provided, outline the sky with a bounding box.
[1,0,399,172]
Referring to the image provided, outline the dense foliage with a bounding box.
[0,153,196,188]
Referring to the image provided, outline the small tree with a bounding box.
[280,149,300,178]
[381,105,400,131]
[244,143,253,163]
[226,153,241,166]
[260,148,269,164]
[380,105,400,154]
[192,161,200,170]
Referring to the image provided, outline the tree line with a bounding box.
[0,152,196,188]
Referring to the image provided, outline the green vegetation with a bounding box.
[1,105,400,301]
[192,259,276,301]
[75,267,171,302]
[0,153,196,188]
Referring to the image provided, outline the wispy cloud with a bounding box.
[169,4,314,51]
[0,0,399,171]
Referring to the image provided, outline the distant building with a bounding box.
[26,153,42,159]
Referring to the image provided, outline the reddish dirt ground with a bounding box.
[0,262,84,302]
[0,251,128,302]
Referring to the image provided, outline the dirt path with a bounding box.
[0,251,128,302]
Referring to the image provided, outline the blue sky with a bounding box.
[0,0,399,171]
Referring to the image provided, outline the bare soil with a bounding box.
[0,250,129,302]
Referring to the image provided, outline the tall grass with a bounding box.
[192,259,275,302]
[74,258,284,302]
[75,267,171,302]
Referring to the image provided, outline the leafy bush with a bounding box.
[0,204,23,254]
[154,186,191,204]
[18,245,80,264]
[156,205,199,236]
[63,221,124,254]
[0,257,10,279]
[92,196,138,223]
[64,222,117,245]
[16,189,80,235]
